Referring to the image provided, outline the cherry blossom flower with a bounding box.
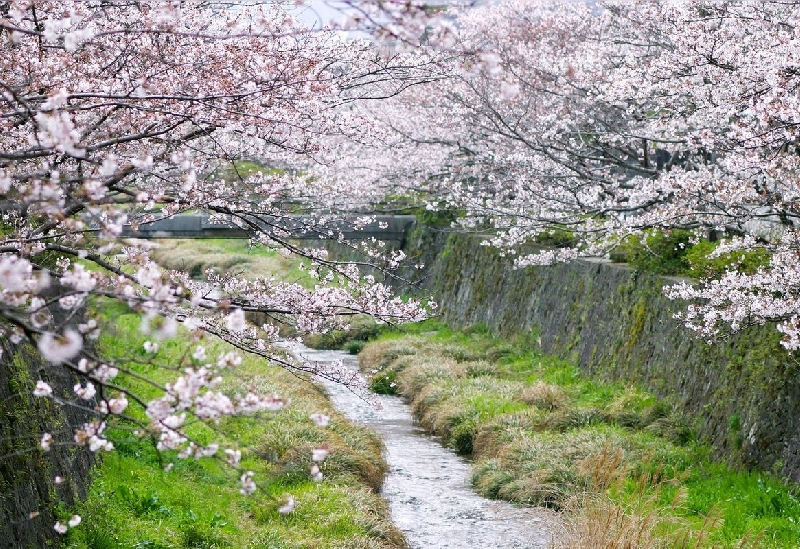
[224,449,242,466]
[143,341,159,354]
[225,308,247,333]
[33,381,53,398]
[278,496,296,514]
[40,433,53,451]
[107,396,128,415]
[309,413,330,427]
[240,471,257,496]
[73,382,96,400]
[38,329,83,365]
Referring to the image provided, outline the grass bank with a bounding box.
[357,322,800,548]
[61,237,405,549]
[148,238,315,288]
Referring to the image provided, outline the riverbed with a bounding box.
[295,346,558,549]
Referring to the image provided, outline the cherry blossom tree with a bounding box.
[308,0,800,350]
[0,0,438,530]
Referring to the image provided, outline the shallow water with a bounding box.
[295,346,557,549]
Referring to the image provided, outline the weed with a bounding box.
[517,381,568,411]
[64,307,404,549]
[359,327,800,548]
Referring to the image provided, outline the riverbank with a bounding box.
[322,225,800,482]
[357,322,800,548]
[60,239,406,549]
[298,345,559,548]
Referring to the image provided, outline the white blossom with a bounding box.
[278,496,295,514]
[33,380,53,397]
[240,471,257,495]
[309,413,330,427]
[40,433,53,451]
[225,308,247,333]
[38,329,83,364]
[73,382,96,400]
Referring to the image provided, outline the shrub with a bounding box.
[685,240,771,279]
[609,230,695,276]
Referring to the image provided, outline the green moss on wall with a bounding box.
[342,226,800,484]
[1,338,95,548]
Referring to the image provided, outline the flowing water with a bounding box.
[295,346,558,549]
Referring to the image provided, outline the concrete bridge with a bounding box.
[121,213,417,245]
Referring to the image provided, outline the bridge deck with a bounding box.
[121,214,416,243]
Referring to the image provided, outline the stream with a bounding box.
[295,346,558,549]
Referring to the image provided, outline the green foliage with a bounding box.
[369,368,398,395]
[685,240,771,279]
[609,230,772,279]
[215,159,286,182]
[374,189,464,227]
[609,230,695,275]
[149,239,315,288]
[533,228,578,248]
[414,207,464,228]
[303,317,385,351]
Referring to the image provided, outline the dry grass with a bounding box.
[550,445,760,549]
[554,494,671,549]
[518,380,569,411]
[357,338,422,372]
[148,238,314,285]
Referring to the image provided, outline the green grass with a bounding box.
[358,325,800,548]
[148,239,316,288]
[62,301,405,549]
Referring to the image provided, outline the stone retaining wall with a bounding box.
[331,225,800,481]
[1,339,95,547]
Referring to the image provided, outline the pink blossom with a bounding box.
[40,433,53,451]
[225,308,247,332]
[224,448,242,466]
[309,413,330,427]
[278,496,295,514]
[38,329,83,365]
[33,381,53,397]
[73,382,96,400]
[240,471,257,496]
[107,396,128,415]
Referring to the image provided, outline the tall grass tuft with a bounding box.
[359,327,800,548]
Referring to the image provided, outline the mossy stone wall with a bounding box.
[328,225,800,481]
[427,233,800,481]
[0,338,95,548]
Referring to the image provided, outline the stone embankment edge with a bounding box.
[326,224,800,483]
